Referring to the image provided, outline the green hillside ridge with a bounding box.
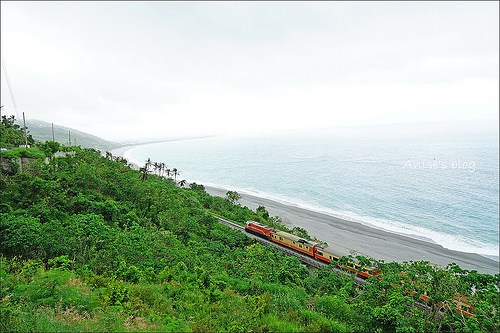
[1,121,498,332]
[18,118,214,152]
[21,119,120,151]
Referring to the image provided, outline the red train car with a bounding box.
[244,221,380,280]
[243,221,474,317]
[245,221,273,240]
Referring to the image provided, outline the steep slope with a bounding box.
[23,119,120,151]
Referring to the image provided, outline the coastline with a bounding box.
[110,146,499,275]
[204,185,499,275]
[110,145,141,165]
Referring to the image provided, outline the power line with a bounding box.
[1,58,20,119]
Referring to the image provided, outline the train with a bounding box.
[245,220,475,317]
[417,292,474,317]
[245,220,380,279]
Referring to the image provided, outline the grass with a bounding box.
[0,147,46,159]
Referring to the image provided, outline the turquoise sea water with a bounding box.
[123,127,499,260]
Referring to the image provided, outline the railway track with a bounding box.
[216,217,365,284]
[215,217,471,316]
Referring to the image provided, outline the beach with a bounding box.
[204,186,499,275]
[111,146,499,275]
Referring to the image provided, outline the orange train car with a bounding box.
[315,247,381,279]
[434,294,475,317]
[245,221,322,257]
[244,221,380,280]
[269,230,321,257]
[243,220,474,316]
[452,294,475,317]
[404,281,474,317]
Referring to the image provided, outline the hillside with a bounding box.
[0,127,498,332]
[22,119,120,151]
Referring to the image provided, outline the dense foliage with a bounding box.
[1,135,498,331]
[23,118,120,151]
[0,115,35,148]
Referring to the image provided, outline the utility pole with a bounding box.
[22,112,28,147]
[51,123,55,141]
[0,106,3,163]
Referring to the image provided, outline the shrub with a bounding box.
[0,147,46,159]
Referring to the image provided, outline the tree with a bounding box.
[153,162,159,175]
[256,205,270,220]
[0,115,27,147]
[145,158,152,172]
[159,162,165,177]
[38,141,61,157]
[139,166,150,181]
[172,168,179,182]
[226,191,241,205]
[179,180,187,187]
[0,214,43,258]
[190,183,206,192]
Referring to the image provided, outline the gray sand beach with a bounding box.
[110,146,499,275]
[205,186,499,275]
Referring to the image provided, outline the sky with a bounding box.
[1,1,499,142]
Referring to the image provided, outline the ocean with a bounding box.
[122,125,499,261]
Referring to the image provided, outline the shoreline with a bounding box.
[110,145,141,164]
[110,146,499,275]
[204,185,499,275]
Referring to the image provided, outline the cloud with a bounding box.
[1,2,498,141]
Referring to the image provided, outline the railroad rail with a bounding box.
[215,217,474,316]
[216,217,365,284]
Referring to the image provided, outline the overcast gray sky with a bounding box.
[1,1,498,141]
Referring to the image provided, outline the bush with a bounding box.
[259,313,304,332]
[37,141,61,156]
[0,147,46,159]
[0,214,43,259]
[315,295,356,321]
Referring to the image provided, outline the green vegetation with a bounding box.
[1,121,499,332]
[1,115,34,148]
[23,118,120,151]
[0,146,46,159]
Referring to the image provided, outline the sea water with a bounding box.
[123,125,499,260]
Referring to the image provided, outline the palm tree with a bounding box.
[172,168,179,183]
[165,168,171,178]
[160,162,165,177]
[179,179,187,187]
[145,158,152,172]
[153,162,160,175]
[139,166,149,181]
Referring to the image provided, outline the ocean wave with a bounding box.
[116,138,499,263]
[187,179,500,261]
[295,205,498,259]
[122,148,145,168]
